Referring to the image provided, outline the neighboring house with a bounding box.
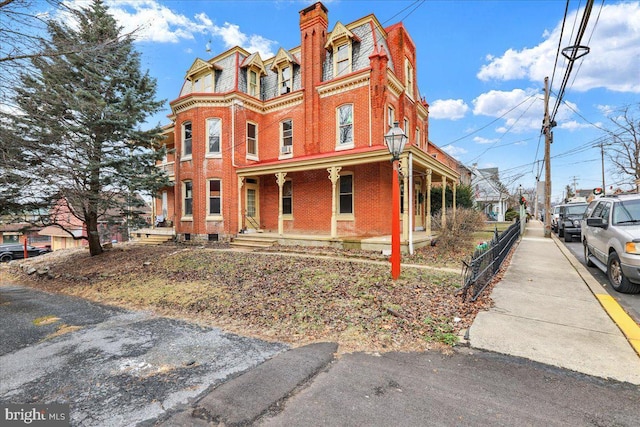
[38,198,138,251]
[472,166,508,221]
[426,143,473,186]
[0,222,51,248]
[155,2,459,247]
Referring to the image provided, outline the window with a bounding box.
[183,181,193,217]
[338,104,353,146]
[248,69,259,97]
[415,128,421,148]
[280,66,291,94]
[335,43,351,77]
[207,118,221,155]
[208,179,221,216]
[339,174,353,215]
[405,58,414,97]
[388,106,395,129]
[404,118,410,144]
[282,180,292,215]
[247,122,257,157]
[281,119,292,155]
[182,122,192,158]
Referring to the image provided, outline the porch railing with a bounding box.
[459,219,521,302]
[244,214,260,230]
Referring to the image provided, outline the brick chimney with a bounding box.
[300,2,328,152]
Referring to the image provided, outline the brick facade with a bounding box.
[156,2,459,243]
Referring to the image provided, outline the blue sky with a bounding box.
[58,0,640,203]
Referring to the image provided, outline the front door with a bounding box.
[245,179,260,230]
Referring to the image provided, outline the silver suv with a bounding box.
[581,194,640,294]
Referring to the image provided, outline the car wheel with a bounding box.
[583,242,595,267]
[564,232,572,242]
[0,254,13,262]
[607,252,640,294]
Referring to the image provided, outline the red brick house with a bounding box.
[154,2,459,250]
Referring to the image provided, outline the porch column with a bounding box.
[452,180,457,221]
[327,166,342,238]
[441,175,447,228]
[401,156,409,242]
[237,177,244,232]
[426,169,432,235]
[275,172,287,236]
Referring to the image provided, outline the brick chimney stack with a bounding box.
[300,2,328,152]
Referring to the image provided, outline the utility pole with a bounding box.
[543,77,553,238]
[600,142,606,194]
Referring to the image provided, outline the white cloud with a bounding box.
[441,145,468,158]
[477,2,640,93]
[473,136,498,144]
[429,99,469,120]
[62,0,276,57]
[472,88,544,133]
[558,120,601,131]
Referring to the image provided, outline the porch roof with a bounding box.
[236,144,459,181]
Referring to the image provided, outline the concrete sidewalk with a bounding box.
[468,220,640,384]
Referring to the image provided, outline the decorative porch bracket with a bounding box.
[327,166,342,238]
[275,172,287,236]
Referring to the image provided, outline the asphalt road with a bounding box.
[0,284,288,426]
[560,236,640,324]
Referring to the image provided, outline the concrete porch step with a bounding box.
[230,235,277,249]
[135,234,174,245]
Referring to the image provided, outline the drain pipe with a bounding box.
[408,152,414,255]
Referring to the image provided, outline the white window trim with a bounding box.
[181,121,192,161]
[279,119,293,159]
[206,117,222,158]
[182,180,193,221]
[246,121,259,160]
[337,172,355,220]
[248,68,260,98]
[333,41,352,78]
[405,58,414,100]
[387,106,395,130]
[336,104,354,150]
[206,178,223,221]
[404,118,410,145]
[279,65,292,95]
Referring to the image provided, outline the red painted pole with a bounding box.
[391,159,401,280]
[24,238,28,259]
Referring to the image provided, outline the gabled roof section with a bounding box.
[240,52,267,76]
[270,47,299,70]
[184,58,222,80]
[325,21,360,50]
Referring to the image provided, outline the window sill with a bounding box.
[337,214,354,221]
[180,156,192,162]
[206,215,223,221]
[246,154,259,161]
[181,216,193,222]
[205,153,222,159]
[278,153,293,160]
[335,143,354,151]
[282,214,293,220]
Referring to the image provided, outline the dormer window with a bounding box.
[280,66,292,94]
[241,52,266,99]
[405,58,414,98]
[181,58,220,96]
[325,21,359,79]
[271,48,298,97]
[335,43,350,77]
[249,69,259,97]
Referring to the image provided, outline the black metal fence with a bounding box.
[459,219,521,302]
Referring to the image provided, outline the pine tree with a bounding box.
[1,0,169,256]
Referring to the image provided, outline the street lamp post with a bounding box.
[384,122,408,280]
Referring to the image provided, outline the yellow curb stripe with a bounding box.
[596,294,640,356]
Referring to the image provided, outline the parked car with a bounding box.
[0,244,51,262]
[558,202,589,242]
[551,205,561,232]
[581,194,640,294]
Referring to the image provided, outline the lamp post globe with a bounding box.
[384,122,407,280]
